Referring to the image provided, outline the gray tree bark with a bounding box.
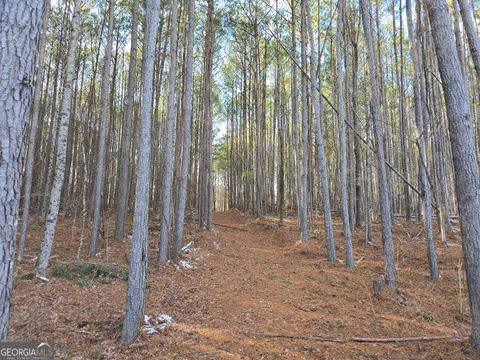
[158,0,179,263]
[425,0,480,351]
[457,0,480,81]
[405,0,439,280]
[290,0,305,241]
[359,0,396,287]
[365,120,373,244]
[351,36,364,228]
[36,0,83,278]
[114,0,139,242]
[121,0,160,342]
[0,0,46,340]
[393,0,411,221]
[173,0,196,259]
[89,0,114,256]
[305,2,336,261]
[299,0,309,242]
[18,1,51,260]
[198,0,214,230]
[453,0,466,78]
[334,0,354,267]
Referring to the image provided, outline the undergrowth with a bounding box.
[51,263,128,286]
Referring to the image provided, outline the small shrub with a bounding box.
[51,264,76,280]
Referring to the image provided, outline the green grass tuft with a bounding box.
[20,272,35,280]
[266,271,278,280]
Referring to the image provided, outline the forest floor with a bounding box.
[11,210,479,359]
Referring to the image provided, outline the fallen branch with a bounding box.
[212,222,248,232]
[244,332,467,344]
[351,335,467,343]
[245,332,345,343]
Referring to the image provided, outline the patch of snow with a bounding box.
[176,260,194,270]
[143,325,157,334]
[143,313,174,334]
[157,314,172,322]
[157,314,174,329]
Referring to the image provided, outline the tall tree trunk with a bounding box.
[359,0,396,287]
[425,0,480,351]
[36,0,83,278]
[351,36,363,228]
[114,0,139,241]
[173,0,196,259]
[158,0,179,263]
[405,0,439,280]
[299,0,309,242]
[290,0,304,240]
[89,0,114,256]
[334,0,354,267]
[393,0,411,221]
[18,1,51,260]
[275,0,285,224]
[365,119,373,244]
[0,0,45,340]
[38,2,68,218]
[198,0,214,230]
[305,2,336,261]
[121,0,160,342]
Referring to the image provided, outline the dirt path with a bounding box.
[11,211,476,359]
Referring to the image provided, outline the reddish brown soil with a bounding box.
[10,210,478,359]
